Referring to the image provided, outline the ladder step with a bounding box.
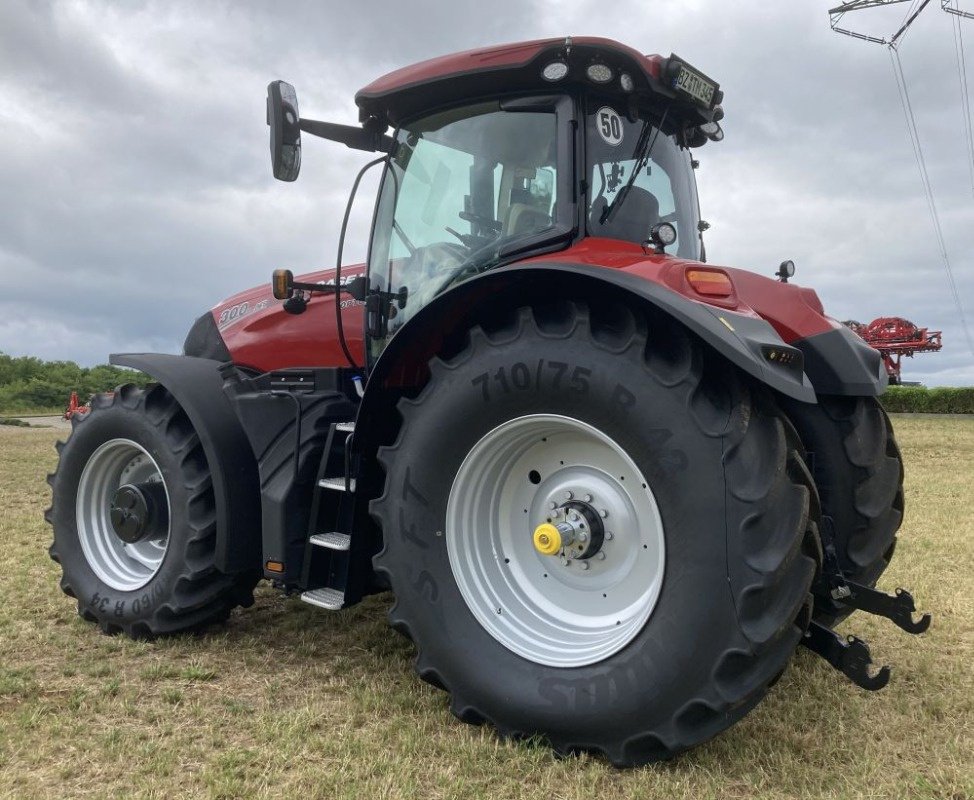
[300,587,345,611]
[318,476,355,492]
[335,421,355,433]
[310,532,351,551]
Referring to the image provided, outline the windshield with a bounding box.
[367,101,562,356]
[585,97,700,259]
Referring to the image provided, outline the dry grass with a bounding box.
[0,417,971,799]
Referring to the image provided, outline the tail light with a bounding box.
[686,268,734,298]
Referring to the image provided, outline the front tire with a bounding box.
[47,384,258,637]
[371,303,820,765]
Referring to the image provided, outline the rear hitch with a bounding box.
[832,581,931,635]
[802,620,891,691]
[815,519,931,634]
[802,516,932,689]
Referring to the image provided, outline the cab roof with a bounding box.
[355,36,722,129]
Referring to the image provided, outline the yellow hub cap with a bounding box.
[533,523,562,555]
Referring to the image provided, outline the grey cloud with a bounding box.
[0,0,971,386]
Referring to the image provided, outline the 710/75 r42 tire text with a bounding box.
[46,384,258,638]
[371,302,821,765]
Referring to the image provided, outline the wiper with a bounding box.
[600,104,672,225]
[433,224,570,298]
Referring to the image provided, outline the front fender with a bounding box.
[110,353,261,574]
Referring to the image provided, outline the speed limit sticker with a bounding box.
[596,106,624,146]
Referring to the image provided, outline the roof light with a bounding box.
[586,63,613,84]
[687,268,734,297]
[776,260,796,283]
[620,72,634,92]
[649,222,677,250]
[542,61,569,82]
[700,121,723,142]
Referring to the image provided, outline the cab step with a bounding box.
[300,587,345,611]
[318,476,355,492]
[310,532,351,551]
[335,421,355,433]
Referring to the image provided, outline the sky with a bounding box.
[1,0,972,386]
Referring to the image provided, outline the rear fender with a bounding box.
[110,353,261,574]
[354,263,815,461]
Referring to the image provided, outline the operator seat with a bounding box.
[589,186,660,244]
[504,203,552,237]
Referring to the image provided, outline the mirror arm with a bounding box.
[298,118,395,154]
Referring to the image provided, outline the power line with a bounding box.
[889,45,974,354]
[948,1,974,196]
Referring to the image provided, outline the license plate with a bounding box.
[674,65,716,107]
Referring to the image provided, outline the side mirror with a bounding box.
[267,81,301,181]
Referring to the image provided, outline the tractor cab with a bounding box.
[267,37,724,361]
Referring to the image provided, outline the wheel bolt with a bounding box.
[549,501,557,510]
[605,531,613,540]
[578,532,588,542]
[580,562,590,570]
[564,490,573,500]
[583,494,592,503]
[597,552,606,560]
[599,509,608,518]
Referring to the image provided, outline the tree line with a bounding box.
[0,352,152,413]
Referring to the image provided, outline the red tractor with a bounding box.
[46,37,928,765]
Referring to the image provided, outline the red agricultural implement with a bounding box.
[62,391,90,421]
[45,37,930,765]
[844,317,943,384]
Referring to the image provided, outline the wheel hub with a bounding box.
[533,500,606,561]
[110,482,168,544]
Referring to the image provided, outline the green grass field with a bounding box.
[1,418,971,799]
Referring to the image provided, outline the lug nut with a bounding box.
[599,509,608,518]
[577,532,588,542]
[549,501,557,510]
[605,531,613,540]
[583,494,593,503]
[580,562,590,570]
[564,491,573,500]
[597,552,606,560]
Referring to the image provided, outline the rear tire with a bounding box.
[781,395,904,625]
[46,384,259,637]
[371,302,820,765]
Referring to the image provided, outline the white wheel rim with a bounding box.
[76,438,171,592]
[446,414,666,667]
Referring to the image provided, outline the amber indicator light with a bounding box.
[686,269,733,297]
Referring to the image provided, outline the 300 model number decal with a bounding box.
[217,299,270,329]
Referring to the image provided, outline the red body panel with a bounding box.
[526,239,837,342]
[357,37,663,102]
[213,241,837,373]
[214,265,366,372]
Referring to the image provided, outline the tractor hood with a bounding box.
[183,265,367,373]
